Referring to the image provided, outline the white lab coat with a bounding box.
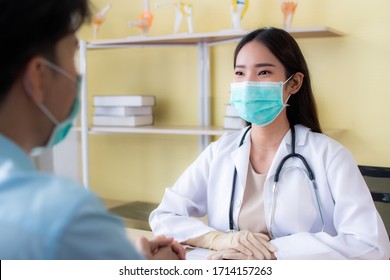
[150,125,390,259]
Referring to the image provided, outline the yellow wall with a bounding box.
[78,0,390,203]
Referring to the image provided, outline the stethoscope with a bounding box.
[228,125,325,238]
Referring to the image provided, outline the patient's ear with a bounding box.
[288,72,304,95]
[23,57,46,103]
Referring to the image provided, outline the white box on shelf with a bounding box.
[93,95,156,107]
[223,116,246,130]
[225,104,239,117]
[94,106,153,116]
[93,115,154,127]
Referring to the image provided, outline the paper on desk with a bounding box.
[186,247,215,260]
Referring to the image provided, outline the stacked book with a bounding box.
[92,95,155,127]
[223,104,247,130]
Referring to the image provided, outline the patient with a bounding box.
[0,0,185,260]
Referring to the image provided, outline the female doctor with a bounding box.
[149,27,390,260]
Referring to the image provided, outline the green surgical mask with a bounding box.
[230,75,294,126]
[28,59,81,156]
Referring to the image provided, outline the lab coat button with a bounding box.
[236,199,242,208]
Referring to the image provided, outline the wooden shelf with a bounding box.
[89,125,236,136]
[87,26,344,49]
[284,26,344,38]
[88,125,345,139]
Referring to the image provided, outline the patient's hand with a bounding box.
[136,235,186,260]
[151,245,181,260]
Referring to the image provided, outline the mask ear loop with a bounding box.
[23,73,60,126]
[283,74,295,85]
[282,73,296,106]
[284,94,292,107]
[42,59,77,83]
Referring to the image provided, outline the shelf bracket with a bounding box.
[198,42,211,152]
[79,41,90,189]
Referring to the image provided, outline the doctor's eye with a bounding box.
[258,70,271,76]
[235,71,244,76]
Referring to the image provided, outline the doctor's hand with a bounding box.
[136,235,186,260]
[210,230,276,260]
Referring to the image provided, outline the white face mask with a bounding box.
[25,59,81,156]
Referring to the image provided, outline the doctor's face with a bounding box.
[233,40,288,84]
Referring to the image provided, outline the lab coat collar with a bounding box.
[285,124,310,147]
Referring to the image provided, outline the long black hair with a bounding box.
[234,27,322,133]
[0,0,91,103]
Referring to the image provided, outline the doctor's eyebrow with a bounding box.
[235,63,276,68]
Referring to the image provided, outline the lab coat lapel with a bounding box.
[230,131,251,194]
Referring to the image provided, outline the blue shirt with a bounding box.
[0,134,144,260]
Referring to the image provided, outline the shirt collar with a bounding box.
[0,134,36,174]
